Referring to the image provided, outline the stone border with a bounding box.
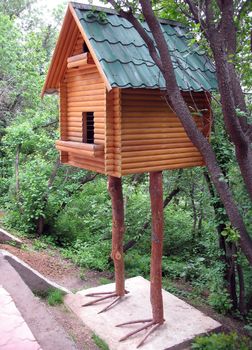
[0,249,71,295]
[0,227,22,246]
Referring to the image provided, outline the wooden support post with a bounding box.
[149,171,164,324]
[108,176,125,297]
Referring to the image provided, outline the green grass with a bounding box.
[99,277,111,285]
[47,289,64,306]
[92,334,110,350]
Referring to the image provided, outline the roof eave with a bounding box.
[41,3,112,98]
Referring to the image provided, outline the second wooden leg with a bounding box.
[108,175,125,297]
[149,171,164,324]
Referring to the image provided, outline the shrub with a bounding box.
[47,289,64,306]
[208,290,232,315]
[61,239,110,271]
[191,332,252,350]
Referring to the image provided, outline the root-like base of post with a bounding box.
[82,290,129,313]
[117,318,164,348]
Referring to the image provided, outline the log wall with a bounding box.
[105,88,121,177]
[58,36,106,174]
[120,89,210,175]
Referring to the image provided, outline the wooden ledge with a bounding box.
[56,140,104,157]
[67,52,95,69]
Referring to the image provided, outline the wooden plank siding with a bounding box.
[120,89,210,175]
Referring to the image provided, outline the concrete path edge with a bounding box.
[1,249,71,295]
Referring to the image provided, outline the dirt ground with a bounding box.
[0,239,113,350]
[0,236,249,349]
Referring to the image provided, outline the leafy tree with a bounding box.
[106,0,252,267]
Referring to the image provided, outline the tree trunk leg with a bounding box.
[82,176,126,313]
[108,175,125,297]
[149,171,165,324]
[117,172,164,347]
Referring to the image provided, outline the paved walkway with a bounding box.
[0,286,42,350]
[0,254,77,350]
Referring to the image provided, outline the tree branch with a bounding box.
[107,0,163,70]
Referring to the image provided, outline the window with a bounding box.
[82,42,89,53]
[82,112,94,144]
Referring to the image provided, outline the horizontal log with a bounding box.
[67,83,105,94]
[56,145,104,157]
[121,132,189,140]
[67,131,82,137]
[68,100,105,108]
[67,88,105,97]
[56,140,104,152]
[67,58,88,69]
[122,113,178,118]
[66,74,102,85]
[66,67,99,79]
[67,106,105,112]
[67,120,82,124]
[122,143,194,152]
[123,151,201,164]
[67,112,105,118]
[66,68,99,79]
[121,127,202,135]
[122,161,204,175]
[122,147,199,158]
[67,136,82,142]
[67,126,82,131]
[122,156,203,169]
[122,138,192,146]
[67,94,105,102]
[122,106,172,112]
[70,154,104,166]
[67,160,105,174]
[121,122,182,129]
[67,53,87,63]
[67,78,103,89]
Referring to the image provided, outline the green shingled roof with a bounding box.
[72,3,217,92]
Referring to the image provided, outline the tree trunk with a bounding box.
[108,176,125,297]
[36,157,60,235]
[210,44,252,201]
[149,171,164,324]
[138,0,252,266]
[109,0,252,265]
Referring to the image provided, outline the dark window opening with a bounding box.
[82,42,89,53]
[82,112,94,144]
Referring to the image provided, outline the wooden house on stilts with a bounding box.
[42,3,219,347]
[42,2,217,177]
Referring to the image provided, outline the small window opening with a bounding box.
[82,42,89,53]
[82,112,94,144]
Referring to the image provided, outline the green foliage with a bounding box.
[62,239,110,271]
[124,251,150,278]
[191,332,252,350]
[53,178,111,243]
[208,291,233,315]
[32,239,48,251]
[244,311,252,336]
[92,334,109,350]
[221,225,240,243]
[1,0,252,328]
[47,289,64,306]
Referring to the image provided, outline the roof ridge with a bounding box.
[70,2,186,28]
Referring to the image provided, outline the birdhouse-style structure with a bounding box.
[42,2,217,178]
[43,3,218,347]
